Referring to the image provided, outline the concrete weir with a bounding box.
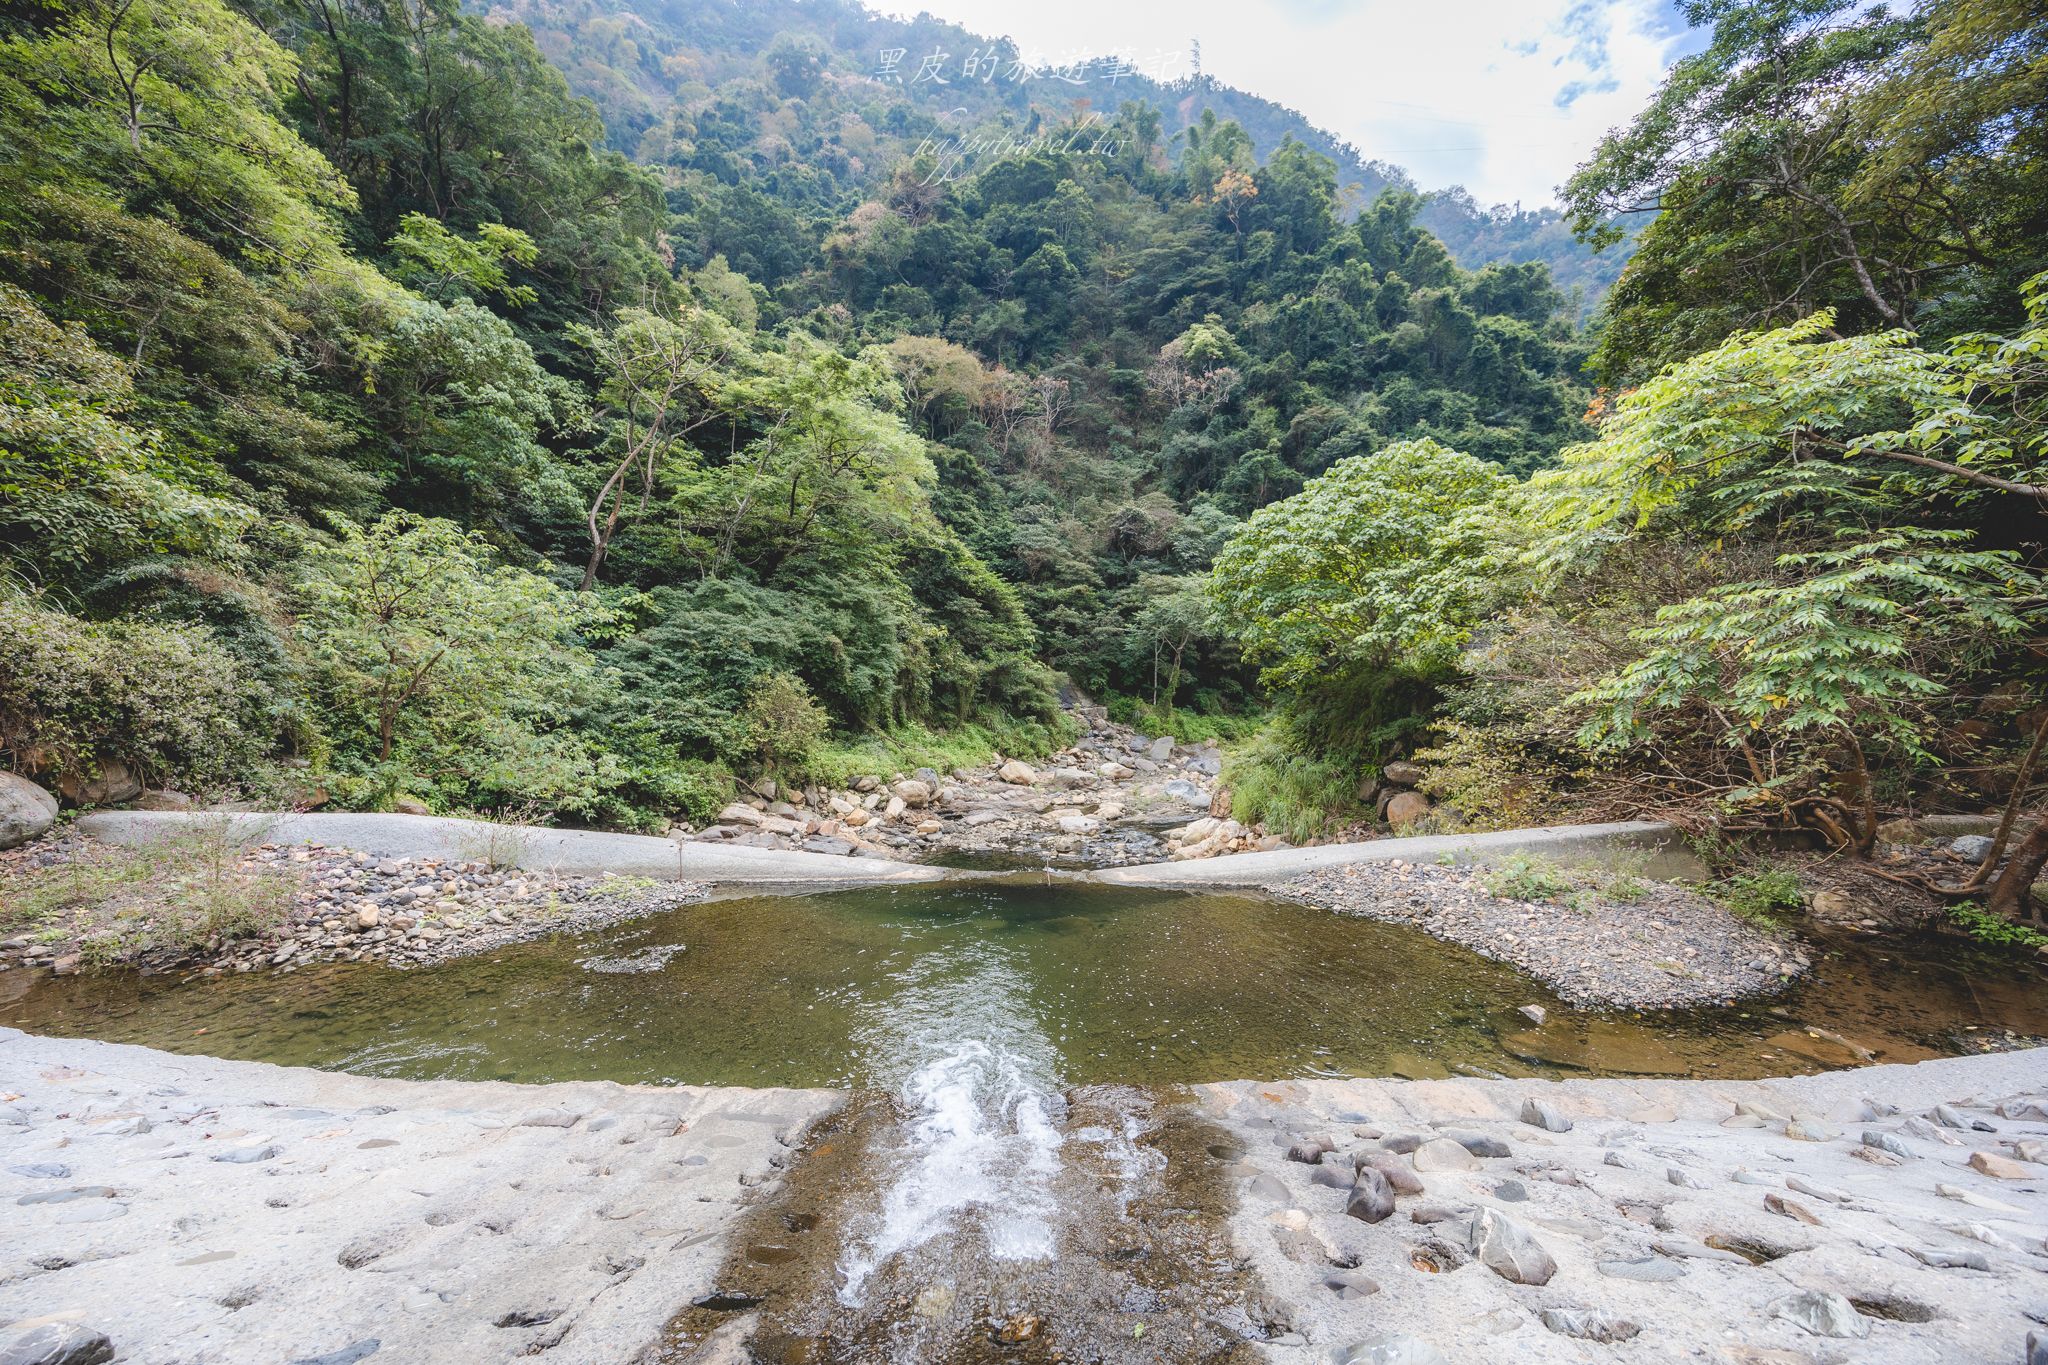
[74,810,950,884]
[74,810,1702,889]
[1090,817,1705,887]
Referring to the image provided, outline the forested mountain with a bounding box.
[476,0,1631,299]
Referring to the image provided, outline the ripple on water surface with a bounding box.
[5,881,2045,1088]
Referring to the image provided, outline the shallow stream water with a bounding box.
[7,879,2045,1086]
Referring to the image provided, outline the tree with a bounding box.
[294,512,612,801]
[1208,438,1513,687]
[1574,531,2040,853]
[1566,0,2048,381]
[569,301,738,589]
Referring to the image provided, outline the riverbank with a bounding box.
[6,1033,2043,1364]
[1269,857,1806,1008]
[1204,1048,2048,1364]
[0,1028,838,1365]
[1,830,710,975]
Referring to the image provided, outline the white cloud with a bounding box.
[879,0,1691,207]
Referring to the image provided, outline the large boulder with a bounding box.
[1385,790,1432,830]
[54,760,141,807]
[1382,760,1426,787]
[997,759,1038,785]
[892,779,932,808]
[0,772,58,849]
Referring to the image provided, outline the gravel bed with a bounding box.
[1,837,708,976]
[1270,859,1808,1008]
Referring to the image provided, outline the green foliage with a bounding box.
[1209,439,1515,688]
[739,671,828,773]
[1713,867,1806,928]
[293,512,617,812]
[1,818,293,963]
[1481,855,1576,903]
[802,715,1074,791]
[1948,901,2048,951]
[388,216,540,307]
[1567,0,2048,382]
[0,284,257,576]
[0,585,273,792]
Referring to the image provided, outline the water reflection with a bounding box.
[3,881,2043,1088]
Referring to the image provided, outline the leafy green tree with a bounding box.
[569,300,739,589]
[1208,438,1513,687]
[1566,0,2048,381]
[294,512,613,805]
[1575,531,2041,852]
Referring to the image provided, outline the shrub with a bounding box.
[1948,902,2048,952]
[740,671,828,773]
[0,586,272,793]
[1482,855,1577,902]
[1715,867,1805,927]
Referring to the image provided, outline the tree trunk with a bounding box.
[1985,816,2048,923]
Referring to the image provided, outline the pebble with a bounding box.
[1346,1168,1396,1224]
[1410,1138,1478,1173]
[1331,1333,1449,1365]
[1765,1193,1820,1224]
[1597,1256,1687,1282]
[1322,1269,1380,1300]
[1450,1132,1511,1158]
[0,1322,115,1365]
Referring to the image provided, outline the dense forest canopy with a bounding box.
[3,0,2046,918]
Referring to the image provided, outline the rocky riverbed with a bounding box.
[1271,857,1806,1008]
[1205,1048,2048,1364]
[0,833,708,978]
[681,705,1242,867]
[0,1028,837,1365]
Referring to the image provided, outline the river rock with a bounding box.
[1950,834,1996,861]
[1970,1150,2030,1179]
[1863,1129,1915,1158]
[1410,1137,1478,1172]
[997,760,1037,785]
[1363,1152,1426,1195]
[892,779,931,808]
[1520,1097,1573,1132]
[0,1322,115,1365]
[1148,736,1175,762]
[1469,1207,1556,1284]
[1450,1132,1511,1158]
[1597,1256,1687,1282]
[1382,760,1426,787]
[1323,1269,1380,1300]
[1385,791,1431,829]
[0,771,57,849]
[1539,1308,1639,1343]
[1162,779,1206,806]
[718,803,764,827]
[1770,1289,1870,1338]
[1346,1167,1396,1223]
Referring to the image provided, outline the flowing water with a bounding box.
[7,878,2046,1359]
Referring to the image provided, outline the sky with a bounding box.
[886,0,1706,208]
